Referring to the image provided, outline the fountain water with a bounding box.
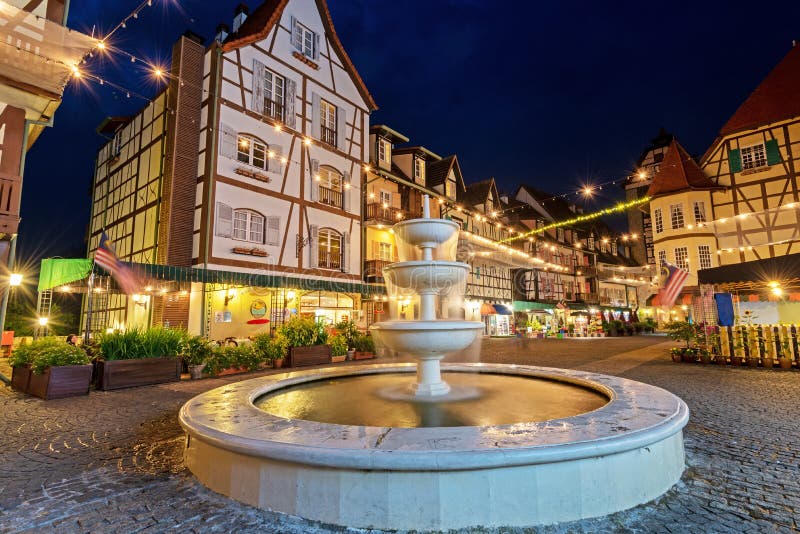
[180,197,689,530]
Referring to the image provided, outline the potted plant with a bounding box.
[277,316,330,367]
[779,336,794,370]
[183,335,213,379]
[11,337,92,399]
[335,318,359,360]
[664,321,698,362]
[9,340,36,392]
[96,327,184,390]
[329,334,348,363]
[353,333,375,360]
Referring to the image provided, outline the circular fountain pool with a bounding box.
[254,372,608,427]
[180,363,689,531]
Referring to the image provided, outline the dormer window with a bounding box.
[291,19,317,59]
[378,138,391,164]
[414,157,425,183]
[445,178,456,199]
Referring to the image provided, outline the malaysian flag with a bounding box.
[94,232,139,295]
[653,261,689,309]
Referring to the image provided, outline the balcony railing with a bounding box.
[318,185,343,208]
[364,259,393,281]
[320,124,337,147]
[574,292,599,304]
[264,98,284,121]
[318,250,342,270]
[365,202,406,224]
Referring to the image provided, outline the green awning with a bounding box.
[37,259,385,297]
[513,300,554,312]
[38,258,92,292]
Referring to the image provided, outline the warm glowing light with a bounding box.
[622,235,629,241]
[437,198,444,204]
[575,242,582,248]
[737,213,749,219]
[314,174,321,181]
[180,290,188,296]
[160,288,168,294]
[582,186,593,196]
[267,150,274,158]
[491,211,498,218]
[363,164,371,172]
[239,138,249,148]
[38,317,48,326]
[303,138,311,146]
[602,238,609,244]
[274,124,282,132]
[687,224,694,229]
[153,68,164,78]
[631,233,638,239]
[637,170,647,180]
[145,286,153,292]
[772,287,784,297]
[368,192,375,199]
[60,286,72,293]
[9,273,22,287]
[286,290,296,300]
[97,40,106,50]
[344,183,351,190]
[768,281,780,288]
[71,65,81,77]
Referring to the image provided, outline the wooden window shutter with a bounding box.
[342,170,351,211]
[266,216,280,245]
[270,145,284,175]
[311,92,321,139]
[215,202,233,238]
[289,16,299,50]
[372,240,379,259]
[309,225,319,267]
[728,149,742,173]
[765,139,781,165]
[310,159,319,200]
[252,59,265,114]
[336,106,347,152]
[219,124,237,159]
[285,79,297,129]
[341,231,350,272]
[313,32,320,60]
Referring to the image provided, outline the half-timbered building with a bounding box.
[85,0,378,338]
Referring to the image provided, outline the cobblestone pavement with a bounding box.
[1,335,799,533]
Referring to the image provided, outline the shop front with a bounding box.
[479,302,514,337]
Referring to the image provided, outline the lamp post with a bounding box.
[0,271,22,385]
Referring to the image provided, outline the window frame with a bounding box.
[414,156,425,183]
[674,246,689,271]
[320,99,337,147]
[658,249,667,266]
[445,179,456,199]
[669,203,684,230]
[236,135,268,170]
[376,241,392,261]
[293,20,316,59]
[654,207,663,234]
[263,68,285,121]
[317,228,343,270]
[378,138,390,164]
[741,143,767,170]
[693,201,706,224]
[232,209,265,244]
[698,245,712,270]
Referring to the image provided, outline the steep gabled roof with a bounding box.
[223,0,378,111]
[427,154,462,189]
[647,139,723,198]
[516,184,576,221]
[462,179,497,209]
[720,44,800,136]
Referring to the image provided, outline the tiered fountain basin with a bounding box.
[180,363,689,530]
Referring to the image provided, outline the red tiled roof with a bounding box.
[222,0,378,111]
[720,44,800,135]
[647,140,723,197]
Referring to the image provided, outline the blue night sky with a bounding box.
[18,0,800,268]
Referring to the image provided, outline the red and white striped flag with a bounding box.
[653,261,689,308]
[94,232,139,295]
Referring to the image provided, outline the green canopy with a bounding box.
[38,258,92,292]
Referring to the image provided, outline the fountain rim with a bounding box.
[179,363,689,472]
[392,217,461,230]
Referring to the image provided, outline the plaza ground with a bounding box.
[1,336,798,533]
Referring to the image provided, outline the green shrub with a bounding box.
[334,318,359,348]
[328,334,348,357]
[12,337,91,374]
[277,316,328,347]
[664,321,698,348]
[182,335,214,366]
[353,333,375,353]
[204,344,261,375]
[99,327,185,360]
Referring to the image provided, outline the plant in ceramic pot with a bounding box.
[183,335,214,379]
[13,337,92,399]
[329,334,348,363]
[334,318,359,359]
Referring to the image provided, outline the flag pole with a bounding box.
[84,266,95,344]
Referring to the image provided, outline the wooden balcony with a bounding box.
[318,185,343,209]
[320,124,337,147]
[318,250,342,270]
[365,259,393,281]
[365,203,406,225]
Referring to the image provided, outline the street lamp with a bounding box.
[38,316,48,326]
[9,273,22,287]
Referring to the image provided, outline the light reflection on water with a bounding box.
[254,373,608,428]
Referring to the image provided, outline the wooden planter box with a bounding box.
[11,364,31,393]
[96,357,182,391]
[289,345,331,367]
[354,351,375,360]
[27,364,93,400]
[331,355,346,363]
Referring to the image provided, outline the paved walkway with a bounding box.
[1,336,799,533]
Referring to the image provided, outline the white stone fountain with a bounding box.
[179,196,690,530]
[370,195,484,397]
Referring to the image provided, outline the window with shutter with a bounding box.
[215,202,233,238]
[741,143,767,170]
[320,99,337,147]
[728,148,742,172]
[284,79,297,129]
[292,18,316,59]
[263,69,285,121]
[765,139,781,165]
[266,216,280,245]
